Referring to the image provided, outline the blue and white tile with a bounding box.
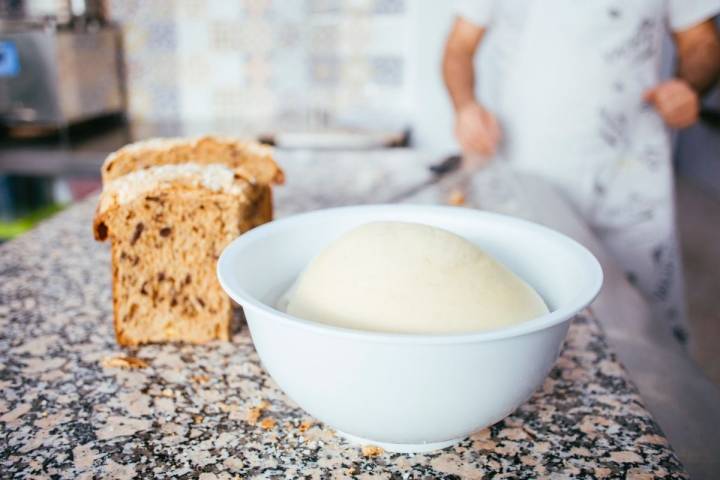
[373,0,404,14]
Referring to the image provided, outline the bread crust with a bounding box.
[101,135,284,185]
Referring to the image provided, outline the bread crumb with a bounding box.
[218,403,237,413]
[361,445,384,457]
[191,374,210,384]
[247,409,261,424]
[298,421,313,432]
[448,189,466,206]
[193,415,204,424]
[160,388,174,398]
[100,355,149,369]
[260,417,276,430]
[246,400,269,425]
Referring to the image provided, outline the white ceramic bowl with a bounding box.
[217,205,603,453]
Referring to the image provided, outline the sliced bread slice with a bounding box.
[101,135,284,186]
[94,160,275,346]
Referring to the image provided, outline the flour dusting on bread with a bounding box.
[98,163,250,214]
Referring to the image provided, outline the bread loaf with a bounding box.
[94,137,282,346]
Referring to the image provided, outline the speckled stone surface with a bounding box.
[1,159,688,479]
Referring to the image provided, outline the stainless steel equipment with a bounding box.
[0,1,124,128]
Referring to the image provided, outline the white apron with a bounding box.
[459,0,720,340]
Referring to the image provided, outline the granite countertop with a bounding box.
[0,153,688,478]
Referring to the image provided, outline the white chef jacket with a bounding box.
[456,0,720,340]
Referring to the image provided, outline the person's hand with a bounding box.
[644,79,700,129]
[455,101,501,159]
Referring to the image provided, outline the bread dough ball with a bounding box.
[287,222,548,334]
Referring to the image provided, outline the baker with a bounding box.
[443,1,720,341]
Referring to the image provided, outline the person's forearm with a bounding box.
[677,43,720,94]
[676,25,720,95]
[443,45,479,111]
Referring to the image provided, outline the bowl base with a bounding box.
[336,430,464,454]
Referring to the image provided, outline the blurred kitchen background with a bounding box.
[1,0,719,383]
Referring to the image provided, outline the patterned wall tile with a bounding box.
[341,56,371,85]
[120,23,145,54]
[108,0,410,124]
[246,55,272,85]
[175,21,211,54]
[236,19,275,54]
[138,54,179,85]
[182,52,244,114]
[275,22,305,48]
[363,16,408,55]
[210,21,243,51]
[344,0,375,14]
[146,22,177,51]
[212,86,246,118]
[178,85,211,121]
[373,0,404,15]
[271,1,305,22]
[178,54,212,85]
[205,54,246,87]
[175,0,209,19]
[111,0,172,21]
[370,55,403,85]
[309,56,341,86]
[271,49,309,92]
[336,17,372,54]
[108,0,143,19]
[228,86,276,119]
[310,24,340,53]
[306,0,343,15]
[206,0,245,20]
[243,0,272,17]
[149,86,180,117]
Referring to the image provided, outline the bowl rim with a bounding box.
[217,204,604,345]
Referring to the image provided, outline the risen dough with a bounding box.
[286,221,549,334]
